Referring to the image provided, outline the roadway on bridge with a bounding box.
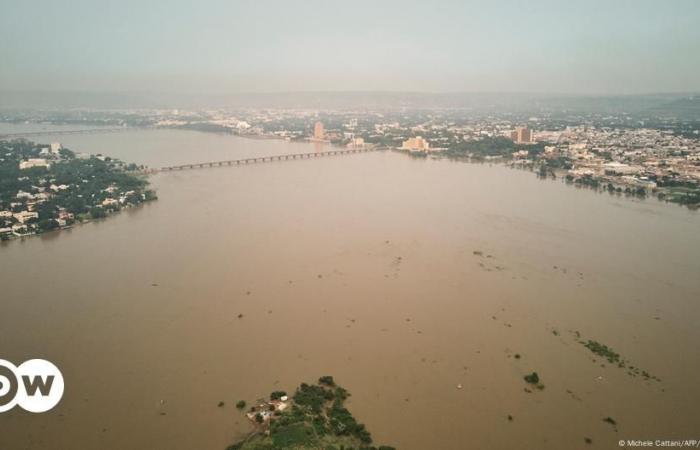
[0,127,134,138]
[155,147,385,173]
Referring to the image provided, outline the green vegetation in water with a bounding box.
[603,417,618,431]
[523,372,539,384]
[270,391,287,400]
[583,340,620,364]
[581,339,660,382]
[227,377,395,450]
[236,400,247,409]
[523,372,545,390]
[318,376,335,387]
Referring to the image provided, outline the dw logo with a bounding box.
[0,359,64,413]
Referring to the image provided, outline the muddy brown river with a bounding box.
[1,127,699,450]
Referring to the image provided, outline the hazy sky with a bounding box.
[1,0,699,95]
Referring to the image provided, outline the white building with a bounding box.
[12,223,30,235]
[347,137,365,149]
[401,136,430,152]
[19,158,50,170]
[16,191,34,200]
[50,184,70,192]
[13,211,39,223]
[603,162,638,175]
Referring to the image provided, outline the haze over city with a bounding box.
[2,0,700,97]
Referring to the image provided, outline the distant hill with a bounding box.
[1,90,699,118]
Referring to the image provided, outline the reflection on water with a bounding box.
[1,128,699,450]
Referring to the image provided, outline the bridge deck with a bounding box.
[156,147,382,172]
[0,127,132,138]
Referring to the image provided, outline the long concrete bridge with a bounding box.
[155,147,384,172]
[0,127,133,139]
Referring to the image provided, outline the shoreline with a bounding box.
[0,199,155,245]
[418,151,700,212]
[2,125,696,236]
[154,126,700,212]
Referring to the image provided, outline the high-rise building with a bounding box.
[314,122,325,140]
[511,127,535,144]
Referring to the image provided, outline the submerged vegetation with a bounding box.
[523,372,545,390]
[583,340,621,364]
[523,372,540,384]
[603,416,619,432]
[579,337,660,382]
[227,377,395,450]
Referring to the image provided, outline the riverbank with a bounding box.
[416,150,700,211]
[0,138,157,242]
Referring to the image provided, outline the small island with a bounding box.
[227,376,395,450]
[0,139,156,240]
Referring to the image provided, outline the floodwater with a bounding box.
[1,127,699,450]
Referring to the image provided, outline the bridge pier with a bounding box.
[156,147,382,172]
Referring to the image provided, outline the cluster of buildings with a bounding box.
[0,207,75,239]
[16,142,63,170]
[246,395,290,426]
[1,142,65,238]
[1,140,153,240]
[142,108,700,197]
[533,126,700,190]
[400,136,431,152]
[398,126,536,153]
[146,108,546,155]
[511,126,536,144]
[301,117,698,196]
[7,107,697,209]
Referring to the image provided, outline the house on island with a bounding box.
[245,396,290,424]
